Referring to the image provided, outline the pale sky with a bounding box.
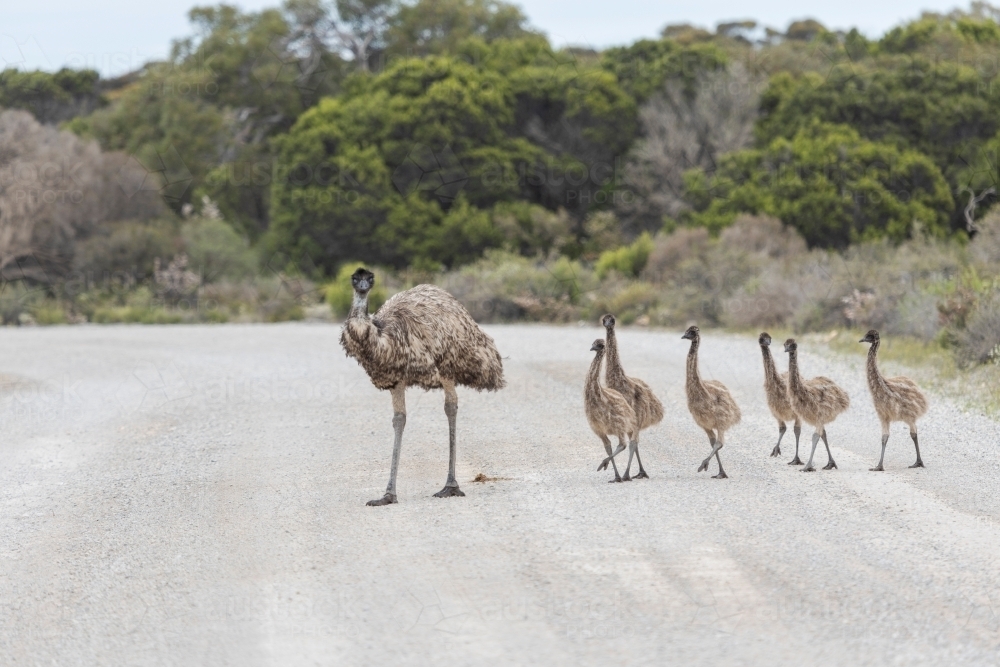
[1,0,976,76]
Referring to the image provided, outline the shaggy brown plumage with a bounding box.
[784,338,850,472]
[861,330,929,471]
[602,314,664,480]
[759,332,803,464]
[341,268,505,505]
[584,339,636,483]
[682,326,741,479]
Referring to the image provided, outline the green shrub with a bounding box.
[596,232,654,278]
[91,307,183,324]
[30,302,69,325]
[682,122,954,247]
[592,281,659,324]
[181,217,257,283]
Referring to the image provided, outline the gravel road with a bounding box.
[1,323,999,666]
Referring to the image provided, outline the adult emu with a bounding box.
[341,268,505,506]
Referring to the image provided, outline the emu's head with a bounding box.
[351,268,375,295]
[860,329,880,345]
[601,314,616,329]
[590,339,606,353]
[681,325,700,341]
[759,332,772,347]
[783,338,797,354]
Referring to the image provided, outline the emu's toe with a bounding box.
[366,493,397,506]
[433,486,465,498]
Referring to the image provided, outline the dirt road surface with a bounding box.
[1,323,999,665]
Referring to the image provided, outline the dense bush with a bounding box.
[682,122,954,246]
[181,217,257,282]
[596,232,653,278]
[0,110,165,282]
[73,219,178,285]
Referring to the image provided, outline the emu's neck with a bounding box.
[686,338,706,397]
[604,327,626,384]
[587,351,605,397]
[867,340,886,391]
[761,345,779,385]
[787,349,803,393]
[347,291,370,320]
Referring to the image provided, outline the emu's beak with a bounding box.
[590,343,599,352]
[859,338,866,343]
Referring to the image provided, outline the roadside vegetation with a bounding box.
[1,1,999,387]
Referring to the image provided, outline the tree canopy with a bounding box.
[5,1,999,276]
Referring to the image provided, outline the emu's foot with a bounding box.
[787,456,803,465]
[366,493,397,506]
[802,465,816,472]
[609,475,622,483]
[622,472,632,482]
[869,464,884,472]
[597,446,626,471]
[712,471,729,479]
[770,446,781,457]
[909,459,925,469]
[433,485,465,498]
[697,459,711,473]
[634,470,649,480]
[823,460,838,470]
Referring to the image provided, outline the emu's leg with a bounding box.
[712,431,728,479]
[598,435,626,471]
[368,386,406,506]
[622,438,637,481]
[434,380,465,498]
[821,429,837,470]
[633,432,649,480]
[802,431,821,472]
[909,425,924,468]
[788,420,803,465]
[606,434,627,483]
[870,423,889,471]
[771,421,787,457]
[698,429,723,476]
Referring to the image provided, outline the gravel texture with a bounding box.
[1,323,999,666]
